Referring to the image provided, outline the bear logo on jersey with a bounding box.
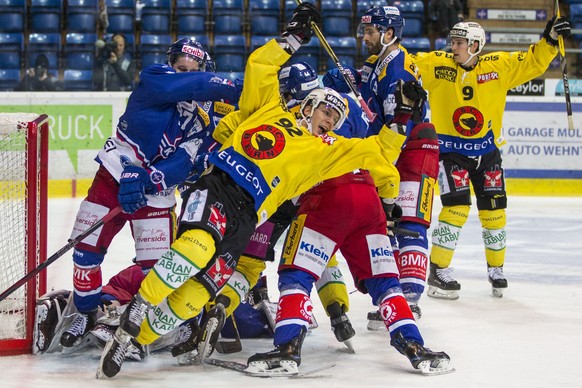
[452,106,484,136]
[241,125,286,159]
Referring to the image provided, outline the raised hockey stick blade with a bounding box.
[0,206,122,302]
[555,0,574,130]
[294,0,375,122]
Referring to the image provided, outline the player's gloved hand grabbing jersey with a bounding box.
[381,199,403,236]
[280,2,322,54]
[391,80,427,134]
[543,16,571,46]
[118,165,156,213]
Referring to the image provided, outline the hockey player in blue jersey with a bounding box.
[59,38,242,350]
[325,6,440,324]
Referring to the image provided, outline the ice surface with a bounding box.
[1,196,581,387]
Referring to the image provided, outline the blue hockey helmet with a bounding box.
[166,38,209,70]
[357,6,405,40]
[279,62,321,101]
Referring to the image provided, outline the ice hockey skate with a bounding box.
[488,265,508,297]
[171,319,202,365]
[327,302,355,352]
[246,327,306,376]
[60,310,97,349]
[34,293,68,354]
[96,327,132,379]
[182,294,229,365]
[408,303,422,320]
[390,331,454,375]
[119,293,152,337]
[427,262,461,300]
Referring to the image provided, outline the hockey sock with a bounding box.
[430,205,469,268]
[396,221,429,299]
[137,277,211,345]
[72,249,104,313]
[315,258,350,316]
[479,209,506,267]
[273,288,313,347]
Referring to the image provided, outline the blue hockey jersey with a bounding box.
[96,64,241,208]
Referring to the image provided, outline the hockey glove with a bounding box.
[543,16,571,46]
[280,2,321,54]
[322,66,361,94]
[118,165,155,214]
[381,198,402,236]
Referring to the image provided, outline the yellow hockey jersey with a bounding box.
[410,38,557,156]
[211,39,405,225]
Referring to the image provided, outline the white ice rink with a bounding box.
[1,196,582,388]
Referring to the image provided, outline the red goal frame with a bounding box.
[0,114,48,355]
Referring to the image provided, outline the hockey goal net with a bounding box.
[0,113,48,355]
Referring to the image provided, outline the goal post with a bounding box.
[0,113,48,355]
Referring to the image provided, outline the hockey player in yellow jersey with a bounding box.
[97,3,406,378]
[410,17,571,299]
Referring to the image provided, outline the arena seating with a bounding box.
[66,0,99,33]
[140,0,172,34]
[64,32,96,70]
[0,68,20,90]
[63,69,93,90]
[0,0,577,88]
[213,0,245,34]
[0,32,24,69]
[28,32,60,71]
[105,0,135,34]
[176,0,208,36]
[213,34,247,73]
[0,0,26,33]
[249,0,281,36]
[30,0,62,33]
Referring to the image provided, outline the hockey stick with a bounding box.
[294,0,376,122]
[0,206,122,303]
[215,315,243,354]
[555,0,575,130]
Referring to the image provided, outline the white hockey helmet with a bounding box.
[449,22,486,56]
[300,87,348,133]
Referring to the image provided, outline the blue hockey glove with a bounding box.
[118,165,154,214]
[322,66,360,94]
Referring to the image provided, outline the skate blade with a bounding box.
[427,286,459,300]
[491,287,504,298]
[176,350,197,366]
[191,316,220,365]
[342,338,355,353]
[418,359,456,376]
[246,360,299,376]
